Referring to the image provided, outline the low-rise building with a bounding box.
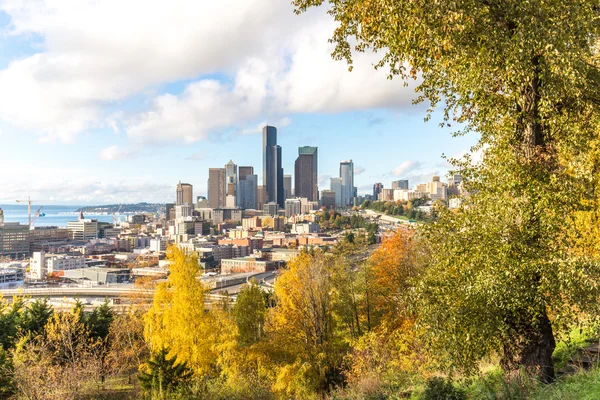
[30,251,88,279]
[220,257,278,274]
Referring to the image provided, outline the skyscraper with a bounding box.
[330,177,343,208]
[176,182,193,206]
[238,166,257,210]
[340,160,355,206]
[238,166,254,181]
[225,160,238,196]
[295,146,318,202]
[284,174,292,200]
[263,126,284,207]
[373,182,384,200]
[391,180,409,190]
[208,168,226,209]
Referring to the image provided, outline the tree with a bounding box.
[267,251,346,398]
[107,308,149,384]
[138,347,192,398]
[20,298,53,338]
[85,299,114,340]
[0,297,24,350]
[294,0,600,383]
[144,246,216,375]
[233,279,266,347]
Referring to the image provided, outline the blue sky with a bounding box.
[0,1,478,205]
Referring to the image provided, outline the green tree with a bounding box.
[20,298,53,338]
[85,300,114,340]
[233,279,267,347]
[138,347,192,398]
[294,0,600,383]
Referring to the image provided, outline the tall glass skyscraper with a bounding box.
[295,146,318,202]
[340,160,355,206]
[263,126,284,207]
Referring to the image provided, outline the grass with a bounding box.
[530,367,600,400]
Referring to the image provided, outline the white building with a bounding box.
[67,218,98,240]
[291,222,320,234]
[30,251,87,279]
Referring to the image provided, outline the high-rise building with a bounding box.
[176,182,193,206]
[295,146,318,202]
[208,168,226,209]
[284,174,292,200]
[320,190,336,209]
[67,213,98,241]
[238,166,254,182]
[340,160,355,206]
[237,166,256,209]
[391,180,409,190]
[257,185,267,211]
[263,126,284,208]
[0,208,30,258]
[373,182,384,200]
[165,203,175,221]
[330,177,343,208]
[225,160,238,199]
[284,198,302,218]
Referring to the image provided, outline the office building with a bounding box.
[257,185,267,210]
[391,180,409,190]
[285,198,302,218]
[212,208,243,224]
[208,168,226,209]
[225,160,238,199]
[263,202,279,217]
[295,146,318,202]
[284,174,292,200]
[239,166,254,181]
[373,183,383,200]
[195,197,209,209]
[165,203,175,221]
[340,160,355,206]
[238,173,258,210]
[176,182,193,206]
[330,177,343,207]
[263,126,284,207]
[67,213,98,241]
[320,190,336,209]
[0,212,30,259]
[30,251,87,279]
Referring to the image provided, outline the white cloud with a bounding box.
[98,145,135,161]
[392,160,422,177]
[355,166,366,176]
[0,0,419,145]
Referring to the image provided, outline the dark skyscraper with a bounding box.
[295,146,318,202]
[373,182,384,200]
[263,126,284,207]
[208,168,226,209]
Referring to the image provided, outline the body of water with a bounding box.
[0,204,124,227]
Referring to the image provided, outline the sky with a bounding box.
[0,0,478,205]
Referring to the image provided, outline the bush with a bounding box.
[421,377,466,400]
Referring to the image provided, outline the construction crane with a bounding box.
[15,197,34,228]
[30,206,45,229]
[112,204,123,226]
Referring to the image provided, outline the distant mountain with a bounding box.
[75,203,164,214]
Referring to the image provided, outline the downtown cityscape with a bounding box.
[1,0,600,399]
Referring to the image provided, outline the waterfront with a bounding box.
[0,204,124,227]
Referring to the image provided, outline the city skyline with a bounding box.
[0,1,478,205]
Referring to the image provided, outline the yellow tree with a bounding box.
[144,246,215,375]
[267,250,346,398]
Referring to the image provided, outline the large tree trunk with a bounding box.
[504,55,557,383]
[500,307,556,383]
